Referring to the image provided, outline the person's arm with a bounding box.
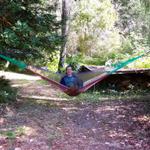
[60,77,66,86]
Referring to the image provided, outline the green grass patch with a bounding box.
[0,127,25,139]
[0,126,34,139]
[58,89,150,103]
[0,130,16,139]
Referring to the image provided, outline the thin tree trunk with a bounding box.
[58,0,70,72]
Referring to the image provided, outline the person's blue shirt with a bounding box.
[60,74,83,89]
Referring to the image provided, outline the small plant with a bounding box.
[66,54,82,71]
[6,131,16,139]
[0,127,27,140]
[0,130,16,139]
[0,76,17,103]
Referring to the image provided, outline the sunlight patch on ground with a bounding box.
[95,105,119,113]
[16,126,36,136]
[11,83,31,87]
[108,130,132,138]
[133,115,150,122]
[0,118,5,125]
[62,106,83,112]
[19,95,69,101]
[0,71,40,80]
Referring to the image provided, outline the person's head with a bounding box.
[66,65,73,76]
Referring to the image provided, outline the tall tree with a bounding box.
[58,0,70,72]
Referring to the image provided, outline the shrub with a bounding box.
[128,57,150,68]
[0,76,17,103]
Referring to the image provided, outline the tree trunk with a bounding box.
[58,0,70,72]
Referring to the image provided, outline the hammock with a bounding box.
[0,51,149,96]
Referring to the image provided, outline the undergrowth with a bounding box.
[0,76,17,103]
[59,88,150,103]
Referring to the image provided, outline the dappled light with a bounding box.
[133,115,150,122]
[20,95,69,101]
[0,70,149,149]
[0,118,5,126]
[95,105,117,113]
[108,130,132,138]
[62,106,83,112]
[0,88,150,149]
[0,0,150,149]
[0,71,40,80]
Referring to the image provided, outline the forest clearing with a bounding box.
[0,0,150,149]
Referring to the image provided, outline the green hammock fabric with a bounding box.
[0,52,148,74]
[0,54,27,69]
[108,54,144,74]
[0,51,149,96]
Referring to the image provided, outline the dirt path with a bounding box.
[0,71,40,80]
[0,74,150,150]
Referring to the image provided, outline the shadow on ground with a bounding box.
[0,95,150,150]
[0,77,149,150]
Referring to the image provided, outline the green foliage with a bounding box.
[2,28,20,47]
[0,0,61,67]
[5,131,16,139]
[66,54,82,71]
[74,0,150,67]
[0,0,149,69]
[0,76,17,103]
[74,0,118,31]
[47,52,60,72]
[81,56,106,66]
[129,57,150,68]
[67,0,120,59]
[140,0,150,12]
[113,0,150,54]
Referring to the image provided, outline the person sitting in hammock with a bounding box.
[60,65,83,89]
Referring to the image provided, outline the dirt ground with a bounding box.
[0,76,150,150]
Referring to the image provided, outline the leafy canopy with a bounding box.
[0,0,61,65]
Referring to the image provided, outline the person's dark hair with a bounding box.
[66,65,73,71]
